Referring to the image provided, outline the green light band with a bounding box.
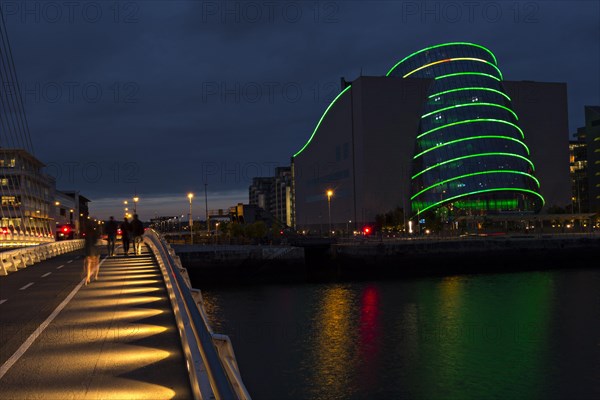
[293,86,352,158]
[417,118,524,139]
[386,42,498,76]
[428,87,511,102]
[421,102,518,121]
[411,170,540,201]
[413,188,545,216]
[411,152,535,180]
[402,57,503,80]
[454,199,518,209]
[435,72,501,82]
[413,135,531,159]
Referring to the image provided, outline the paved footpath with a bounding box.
[0,245,192,399]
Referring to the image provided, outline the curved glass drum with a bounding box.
[387,42,544,217]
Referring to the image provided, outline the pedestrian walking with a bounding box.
[105,216,118,256]
[130,214,145,255]
[83,221,100,285]
[120,217,131,256]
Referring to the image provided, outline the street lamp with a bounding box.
[133,196,139,214]
[204,183,209,237]
[188,193,194,245]
[326,189,334,236]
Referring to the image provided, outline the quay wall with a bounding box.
[173,236,600,284]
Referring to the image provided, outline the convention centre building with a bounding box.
[292,42,570,231]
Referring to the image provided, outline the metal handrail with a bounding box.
[0,239,84,276]
[144,229,251,400]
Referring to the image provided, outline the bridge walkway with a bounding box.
[0,245,193,399]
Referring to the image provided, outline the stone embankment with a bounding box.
[173,235,600,284]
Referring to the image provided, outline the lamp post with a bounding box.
[326,189,333,236]
[204,183,209,237]
[133,196,139,214]
[188,193,194,245]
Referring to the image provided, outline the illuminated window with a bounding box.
[1,196,20,206]
[0,159,16,168]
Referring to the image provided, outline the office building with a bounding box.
[249,166,293,227]
[0,149,55,242]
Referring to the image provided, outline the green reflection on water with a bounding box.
[408,273,554,399]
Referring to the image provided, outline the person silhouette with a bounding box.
[120,217,131,256]
[130,214,145,255]
[105,216,118,256]
[83,220,99,285]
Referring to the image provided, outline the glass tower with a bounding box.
[387,42,544,217]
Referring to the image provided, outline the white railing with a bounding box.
[144,229,251,400]
[0,231,55,246]
[0,239,84,276]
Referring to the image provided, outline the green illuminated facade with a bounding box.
[292,43,569,232]
[387,42,544,216]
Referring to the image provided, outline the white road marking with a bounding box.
[41,272,52,278]
[66,260,73,264]
[0,299,7,306]
[0,256,109,381]
[19,282,34,291]
[56,265,64,270]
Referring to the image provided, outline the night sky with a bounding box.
[4,1,599,219]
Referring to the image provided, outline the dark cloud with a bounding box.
[2,0,598,218]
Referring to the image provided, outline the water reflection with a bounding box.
[308,285,356,400]
[411,273,555,399]
[358,285,381,391]
[200,270,600,400]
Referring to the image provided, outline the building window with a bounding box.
[1,196,20,206]
[0,159,16,168]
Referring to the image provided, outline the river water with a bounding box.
[201,269,600,399]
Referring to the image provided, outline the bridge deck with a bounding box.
[0,245,192,399]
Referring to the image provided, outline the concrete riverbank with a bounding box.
[173,234,600,284]
[332,234,600,279]
[172,245,305,284]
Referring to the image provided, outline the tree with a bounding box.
[245,221,267,242]
[375,206,405,231]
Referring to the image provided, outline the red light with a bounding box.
[363,227,371,235]
[63,227,70,233]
